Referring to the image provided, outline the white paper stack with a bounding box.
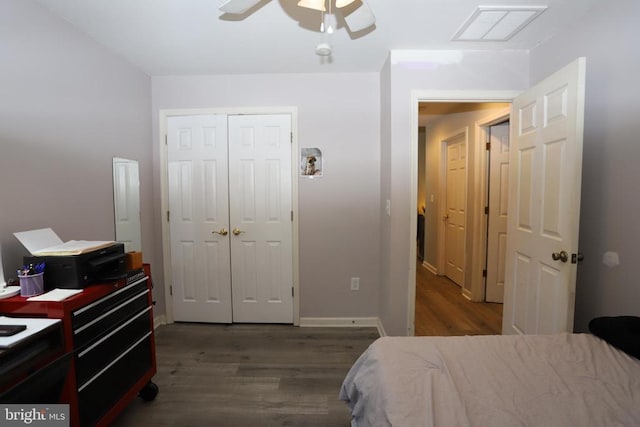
[13,228,115,256]
[27,288,83,302]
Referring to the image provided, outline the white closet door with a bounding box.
[228,114,293,323]
[167,115,232,323]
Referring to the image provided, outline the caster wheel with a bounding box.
[139,381,159,402]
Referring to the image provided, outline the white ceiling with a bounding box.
[34,0,602,76]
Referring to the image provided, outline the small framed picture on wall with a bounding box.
[300,147,323,178]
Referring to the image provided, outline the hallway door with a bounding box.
[486,121,510,303]
[444,131,467,286]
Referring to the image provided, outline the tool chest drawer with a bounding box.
[77,334,153,427]
[72,277,148,350]
[74,305,152,387]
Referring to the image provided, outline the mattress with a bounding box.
[340,334,640,427]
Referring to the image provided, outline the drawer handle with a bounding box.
[74,276,148,317]
[77,306,151,359]
[74,289,149,335]
[78,331,152,392]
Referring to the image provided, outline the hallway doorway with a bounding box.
[415,101,508,336]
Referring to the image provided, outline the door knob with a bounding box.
[212,228,228,236]
[551,250,569,263]
[232,228,245,236]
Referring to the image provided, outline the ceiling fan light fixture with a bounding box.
[297,0,326,12]
[315,42,332,56]
[335,0,356,8]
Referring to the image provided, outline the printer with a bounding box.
[15,228,127,290]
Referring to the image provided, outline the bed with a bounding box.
[340,318,640,427]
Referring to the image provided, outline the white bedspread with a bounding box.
[340,334,640,427]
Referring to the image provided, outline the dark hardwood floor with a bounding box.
[112,266,499,426]
[112,323,379,427]
[415,264,503,336]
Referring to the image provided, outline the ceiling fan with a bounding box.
[218,0,376,34]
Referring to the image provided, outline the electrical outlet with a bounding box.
[350,277,360,291]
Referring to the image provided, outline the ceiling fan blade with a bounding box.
[343,0,376,32]
[336,0,356,7]
[219,0,263,14]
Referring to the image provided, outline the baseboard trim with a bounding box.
[422,261,438,275]
[153,315,386,336]
[300,317,384,336]
[376,318,387,337]
[153,314,167,330]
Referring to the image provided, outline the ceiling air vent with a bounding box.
[453,5,547,41]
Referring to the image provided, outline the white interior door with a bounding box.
[228,114,293,323]
[444,132,467,286]
[112,157,142,253]
[502,57,586,335]
[167,115,233,323]
[486,122,510,303]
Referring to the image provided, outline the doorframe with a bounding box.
[408,91,520,336]
[438,127,469,290]
[159,107,300,326]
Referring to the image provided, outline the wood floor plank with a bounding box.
[415,264,503,336]
[112,324,378,427]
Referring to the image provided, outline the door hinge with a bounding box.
[290,132,293,143]
[484,206,489,215]
[482,269,487,277]
[291,210,294,221]
[167,210,170,222]
[165,134,168,145]
[292,287,294,297]
[170,285,173,296]
[486,142,491,151]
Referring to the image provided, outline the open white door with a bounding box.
[502,57,586,335]
[486,122,510,303]
[228,114,293,323]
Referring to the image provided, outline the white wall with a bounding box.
[381,50,529,336]
[0,1,153,289]
[379,58,392,331]
[151,73,381,319]
[530,0,640,332]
